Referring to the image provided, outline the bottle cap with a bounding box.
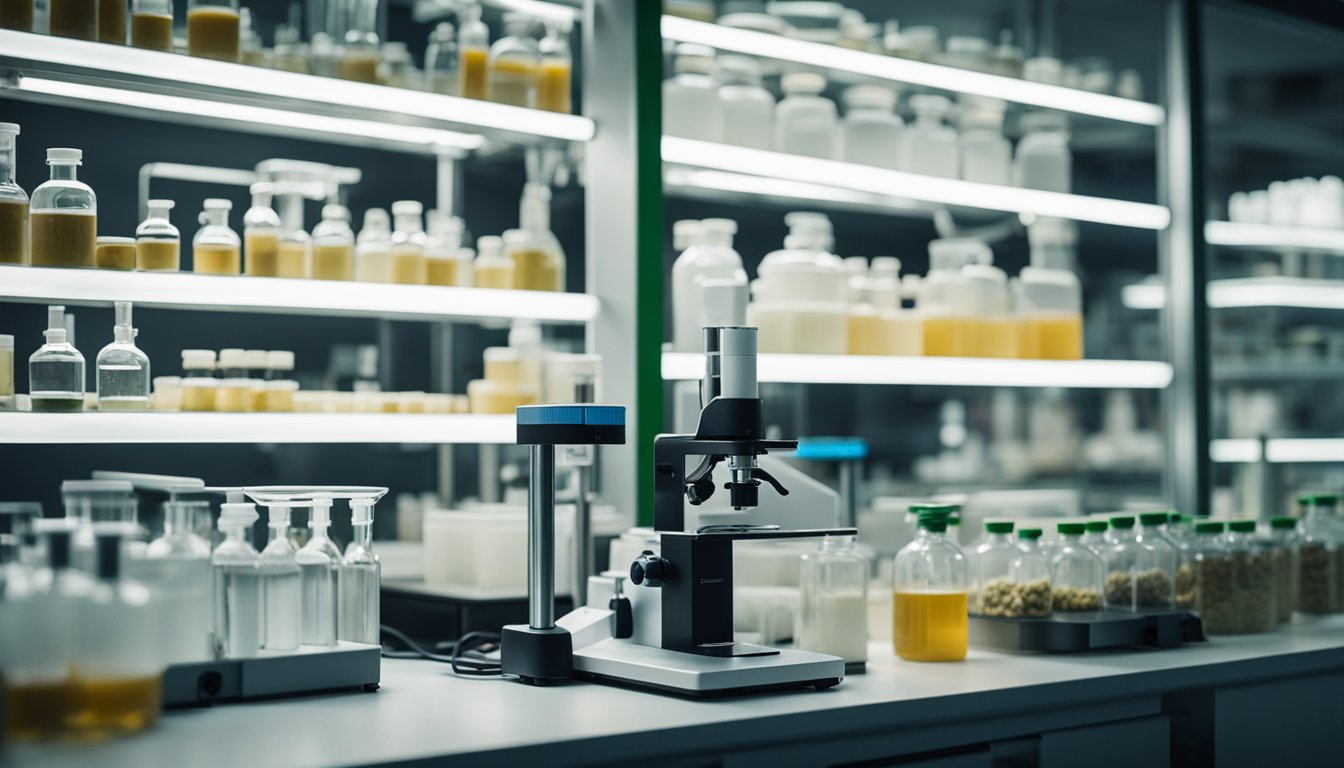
[1195,521,1225,535]
[1139,511,1170,526]
[1018,528,1042,540]
[1228,520,1256,534]
[1297,491,1339,506]
[322,204,350,221]
[700,218,737,236]
[266,350,295,371]
[477,235,504,257]
[219,348,248,369]
[781,72,826,95]
[46,147,83,165]
[242,350,269,370]
[147,199,175,213]
[909,502,959,515]
[181,349,216,370]
[1269,516,1298,531]
[309,498,332,529]
[908,94,951,115]
[219,501,259,529]
[843,84,897,110]
[985,520,1014,534]
[672,220,705,251]
[96,236,135,245]
[0,122,18,136]
[362,208,389,230]
[351,499,375,526]
[1057,522,1085,535]
[203,198,233,212]
[1085,520,1109,533]
[392,200,423,217]
[1109,515,1135,529]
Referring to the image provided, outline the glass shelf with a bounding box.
[1123,276,1344,311]
[1205,221,1344,255]
[1211,438,1344,464]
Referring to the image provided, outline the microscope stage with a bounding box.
[572,638,844,697]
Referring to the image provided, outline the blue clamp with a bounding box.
[516,404,627,446]
[793,437,869,462]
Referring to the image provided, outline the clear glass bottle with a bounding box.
[474,234,514,288]
[1173,514,1198,611]
[488,13,540,108]
[1013,111,1072,193]
[263,350,297,412]
[212,498,262,659]
[959,97,1010,185]
[839,84,901,169]
[1008,528,1052,616]
[797,535,868,664]
[187,0,241,62]
[1296,492,1338,614]
[215,348,251,413]
[505,183,565,292]
[99,0,128,43]
[142,500,212,664]
[425,22,458,96]
[72,527,161,736]
[311,204,354,281]
[243,348,267,412]
[243,183,281,277]
[62,480,138,576]
[893,505,967,662]
[1134,511,1178,609]
[963,262,1017,358]
[355,207,391,283]
[970,519,1015,614]
[96,301,150,412]
[1051,522,1104,611]
[179,349,218,412]
[1267,516,1299,624]
[135,199,180,271]
[338,0,380,84]
[664,43,723,143]
[29,305,85,413]
[298,499,340,647]
[1227,520,1276,633]
[424,209,463,287]
[50,0,98,40]
[536,19,572,114]
[379,41,414,89]
[239,7,265,66]
[1102,515,1138,610]
[1192,521,1235,634]
[457,1,490,100]
[0,122,27,265]
[130,0,174,51]
[338,499,380,645]
[716,55,773,150]
[272,184,310,279]
[390,200,427,285]
[193,198,241,275]
[272,23,309,74]
[0,333,13,408]
[899,95,958,178]
[774,72,838,159]
[31,148,97,269]
[259,503,301,652]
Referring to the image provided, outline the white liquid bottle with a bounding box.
[839,84,902,169]
[298,499,341,646]
[1013,111,1072,193]
[716,55,774,150]
[338,499,380,645]
[899,94,958,178]
[212,497,262,659]
[670,218,747,353]
[958,97,1011,186]
[774,72,838,159]
[663,43,723,142]
[259,502,301,652]
[143,499,213,664]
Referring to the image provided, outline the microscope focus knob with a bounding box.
[630,550,668,588]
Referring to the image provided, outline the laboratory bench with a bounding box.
[8,616,1344,768]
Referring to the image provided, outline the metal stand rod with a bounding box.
[529,443,556,630]
[572,464,592,607]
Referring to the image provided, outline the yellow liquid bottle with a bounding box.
[1034,313,1084,360]
[243,231,279,275]
[98,0,127,43]
[426,257,457,287]
[50,0,97,40]
[313,244,354,281]
[389,201,427,284]
[921,316,968,357]
[193,243,240,274]
[893,590,968,662]
[275,239,309,278]
[460,47,489,99]
[338,48,380,84]
[194,198,240,274]
[972,318,1020,358]
[130,11,173,51]
[489,58,537,107]
[95,237,136,271]
[71,676,161,734]
[136,240,179,271]
[0,198,30,266]
[0,0,35,31]
[187,6,240,62]
[846,306,885,355]
[536,60,571,113]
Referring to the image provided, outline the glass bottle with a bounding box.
[212,498,262,659]
[50,0,98,40]
[839,84,901,169]
[0,0,33,31]
[259,503,301,652]
[338,0,380,84]
[130,0,173,51]
[970,520,1015,614]
[30,147,97,269]
[243,348,267,412]
[95,235,136,271]
[354,207,391,283]
[1050,522,1103,611]
[505,183,564,292]
[1227,519,1276,633]
[1297,492,1339,614]
[488,13,540,108]
[29,305,85,413]
[272,22,309,74]
[1192,521,1234,634]
[893,505,967,662]
[716,55,773,150]
[96,301,150,412]
[1102,515,1138,610]
[899,95,958,178]
[536,19,572,114]
[215,348,251,413]
[0,122,27,265]
[99,0,127,44]
[262,350,297,412]
[958,97,1010,185]
[389,200,427,285]
[1080,519,1109,554]
[273,185,310,279]
[664,43,723,142]
[1013,111,1072,193]
[338,499,380,645]
[474,234,514,288]
[797,535,867,664]
[62,479,138,576]
[918,238,983,357]
[1006,528,1052,616]
[425,22,458,96]
[457,1,490,100]
[1267,516,1299,624]
[243,182,281,277]
[193,198,241,275]
[963,262,1017,358]
[239,8,265,66]
[297,499,341,646]
[187,0,241,63]
[424,209,463,287]
[72,527,161,736]
[135,199,180,271]
[1134,511,1178,609]
[1173,514,1198,611]
[179,349,217,412]
[774,72,838,159]
[311,204,354,281]
[1,333,13,408]
[142,500,212,664]
[379,41,413,89]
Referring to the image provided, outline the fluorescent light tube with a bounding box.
[1211,438,1344,464]
[0,413,517,445]
[1123,277,1344,311]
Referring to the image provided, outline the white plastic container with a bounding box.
[1017,218,1083,360]
[773,72,838,159]
[918,239,986,357]
[747,212,848,354]
[959,97,1011,186]
[1013,111,1071,193]
[671,218,748,352]
[839,84,902,169]
[963,262,1017,358]
[716,55,774,150]
[663,43,723,143]
[899,94,958,178]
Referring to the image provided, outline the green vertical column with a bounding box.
[633,2,664,525]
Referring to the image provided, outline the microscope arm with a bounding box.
[684,455,722,505]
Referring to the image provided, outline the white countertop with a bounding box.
[9,616,1344,768]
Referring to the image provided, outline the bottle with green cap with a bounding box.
[1266,516,1299,624]
[1225,520,1276,633]
[892,504,967,662]
[970,519,1017,615]
[1079,519,1110,554]
[1192,520,1235,634]
[1296,491,1339,614]
[1164,512,1192,547]
[1133,511,1177,609]
[1102,515,1140,610]
[1051,522,1104,611]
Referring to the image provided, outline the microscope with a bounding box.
[556,326,854,695]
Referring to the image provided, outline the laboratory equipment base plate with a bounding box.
[968,609,1206,653]
[162,642,381,707]
[572,637,843,698]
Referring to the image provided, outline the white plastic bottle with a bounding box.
[1013,112,1071,193]
[259,502,301,652]
[899,95,958,178]
[918,239,986,357]
[298,499,341,647]
[142,500,212,664]
[671,218,747,353]
[958,97,1011,186]
[748,212,848,354]
[212,497,262,659]
[963,261,1017,358]
[663,43,723,143]
[774,72,838,159]
[338,499,380,645]
[839,84,902,169]
[716,55,774,150]
[1018,218,1083,360]
[355,208,392,283]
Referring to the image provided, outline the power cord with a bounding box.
[379,624,503,678]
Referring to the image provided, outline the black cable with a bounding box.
[379,624,504,678]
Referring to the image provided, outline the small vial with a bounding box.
[96,301,151,411]
[212,498,262,659]
[242,183,281,277]
[263,350,297,412]
[136,199,180,271]
[260,503,302,652]
[30,148,97,269]
[215,348,251,412]
[29,305,85,412]
[298,499,341,646]
[390,200,427,285]
[243,348,268,411]
[474,235,514,289]
[179,349,218,412]
[0,334,14,408]
[488,13,540,108]
[0,122,28,265]
[311,204,355,281]
[536,20,572,113]
[424,210,464,286]
[130,0,174,52]
[338,0,380,83]
[187,0,241,62]
[193,198,241,275]
[338,499,380,644]
[95,236,136,271]
[149,375,181,411]
[354,208,391,283]
[457,2,489,100]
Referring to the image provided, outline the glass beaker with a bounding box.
[131,0,174,51]
[30,148,97,269]
[136,199,180,271]
[187,0,240,62]
[0,122,28,265]
[193,198,241,275]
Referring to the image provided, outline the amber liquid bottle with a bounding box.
[50,0,98,40]
[186,1,239,61]
[130,0,174,52]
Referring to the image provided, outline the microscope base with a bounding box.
[500,625,573,685]
[571,637,843,697]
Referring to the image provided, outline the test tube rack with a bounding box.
[968,609,1206,653]
[163,642,381,707]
